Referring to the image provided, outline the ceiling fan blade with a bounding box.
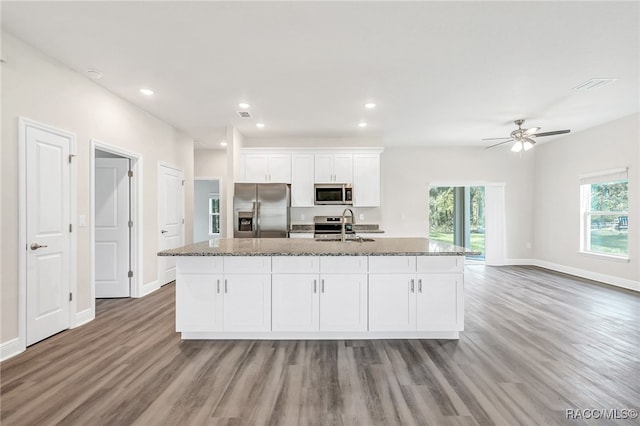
[485,139,514,149]
[523,126,541,136]
[532,129,571,137]
[481,137,512,141]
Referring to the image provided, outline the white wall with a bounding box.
[380,147,535,260]
[194,149,227,238]
[1,32,194,345]
[533,114,639,285]
[194,180,219,242]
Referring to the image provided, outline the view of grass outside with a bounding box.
[429,231,486,253]
[584,180,628,256]
[429,186,485,259]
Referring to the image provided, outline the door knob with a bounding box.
[30,243,48,250]
[161,229,168,234]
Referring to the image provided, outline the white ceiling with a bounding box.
[2,1,638,150]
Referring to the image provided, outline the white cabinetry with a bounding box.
[175,256,271,332]
[241,153,291,183]
[353,153,381,207]
[272,257,320,332]
[315,153,353,183]
[368,256,463,332]
[291,154,315,206]
[319,256,367,331]
[272,256,367,332]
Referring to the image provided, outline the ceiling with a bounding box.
[2,1,638,150]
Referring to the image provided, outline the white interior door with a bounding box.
[158,164,184,285]
[25,124,71,346]
[95,157,130,297]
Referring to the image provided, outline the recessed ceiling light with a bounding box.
[139,88,154,96]
[256,123,265,128]
[364,102,376,109]
[87,68,103,79]
[238,102,250,109]
[358,122,368,128]
[220,141,228,147]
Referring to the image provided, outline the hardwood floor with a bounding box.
[1,266,639,425]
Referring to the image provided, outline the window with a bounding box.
[429,185,485,260]
[580,168,628,258]
[209,193,220,235]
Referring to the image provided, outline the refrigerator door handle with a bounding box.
[255,201,261,237]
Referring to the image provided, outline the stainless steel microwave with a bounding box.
[314,184,353,205]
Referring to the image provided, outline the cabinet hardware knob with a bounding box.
[418,279,422,293]
[217,279,220,294]
[313,279,317,293]
[321,279,325,293]
[224,279,228,293]
[410,278,415,293]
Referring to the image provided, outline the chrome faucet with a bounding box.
[341,208,355,242]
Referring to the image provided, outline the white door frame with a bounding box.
[90,139,144,300]
[194,176,224,238]
[17,117,77,353]
[157,161,185,286]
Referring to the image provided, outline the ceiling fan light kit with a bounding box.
[483,119,570,152]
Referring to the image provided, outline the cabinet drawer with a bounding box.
[176,257,223,274]
[368,256,416,273]
[272,256,320,273]
[320,256,367,274]
[224,256,271,274]
[416,256,463,273]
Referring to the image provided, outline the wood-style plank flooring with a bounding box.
[1,266,639,425]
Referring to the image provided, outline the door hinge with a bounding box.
[69,224,72,232]
[68,154,76,163]
[69,292,73,301]
[128,170,133,178]
[128,220,133,228]
[128,271,133,278]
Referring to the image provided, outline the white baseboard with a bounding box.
[0,337,25,362]
[138,280,160,298]
[505,258,639,292]
[73,307,94,328]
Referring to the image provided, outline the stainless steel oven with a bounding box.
[314,184,353,205]
[313,216,354,240]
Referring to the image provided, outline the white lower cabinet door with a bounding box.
[222,274,271,332]
[319,274,368,332]
[272,274,320,332]
[416,273,463,331]
[176,274,222,332]
[368,274,416,331]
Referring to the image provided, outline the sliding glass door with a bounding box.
[429,186,485,260]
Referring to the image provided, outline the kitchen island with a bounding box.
[159,238,472,340]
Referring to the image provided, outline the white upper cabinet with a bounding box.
[291,154,315,207]
[241,153,291,183]
[314,153,353,183]
[353,153,381,207]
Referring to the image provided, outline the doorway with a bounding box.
[157,162,185,286]
[94,150,131,297]
[194,178,222,242]
[19,118,77,347]
[429,185,486,261]
[91,140,141,304]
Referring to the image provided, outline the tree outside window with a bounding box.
[209,194,220,235]
[580,170,628,257]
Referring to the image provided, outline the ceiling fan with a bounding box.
[483,119,571,152]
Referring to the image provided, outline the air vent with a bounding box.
[574,78,618,91]
[237,111,252,118]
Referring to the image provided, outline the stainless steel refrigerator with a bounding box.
[234,183,291,238]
